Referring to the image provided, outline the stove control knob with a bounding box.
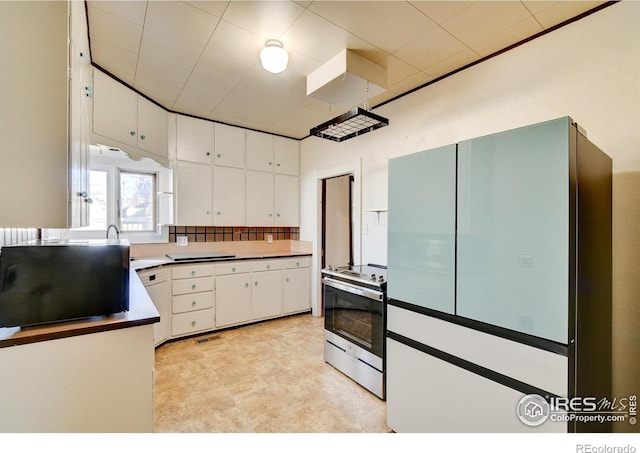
[378,275,385,282]
[370,274,376,280]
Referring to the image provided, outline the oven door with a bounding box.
[323,276,385,362]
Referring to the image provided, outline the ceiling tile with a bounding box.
[222,1,306,38]
[185,1,230,18]
[394,25,467,71]
[139,27,204,70]
[307,1,438,53]
[423,47,479,79]
[283,10,383,65]
[144,1,220,42]
[172,88,223,118]
[469,16,543,57]
[134,56,192,107]
[379,54,421,87]
[527,1,605,29]
[89,41,138,83]
[440,1,533,48]
[203,20,263,67]
[409,1,475,24]
[387,70,435,96]
[88,0,148,26]
[87,7,143,54]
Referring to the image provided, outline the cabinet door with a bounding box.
[93,70,137,147]
[246,130,274,172]
[174,161,212,225]
[214,123,245,168]
[246,170,274,226]
[283,267,310,313]
[274,136,299,175]
[145,281,170,346]
[251,270,283,320]
[387,145,456,314]
[275,174,299,226]
[137,96,168,159]
[0,1,69,227]
[213,166,245,226]
[456,119,569,343]
[215,274,252,328]
[176,115,212,164]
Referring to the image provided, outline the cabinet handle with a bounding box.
[269,213,273,217]
[191,320,196,327]
[192,300,196,307]
[296,262,300,267]
[268,161,272,166]
[217,211,221,215]
[206,209,211,215]
[206,152,211,156]
[232,267,236,272]
[217,153,221,158]
[267,265,270,270]
[192,284,197,290]
[254,281,258,287]
[277,213,280,217]
[78,191,88,198]
[140,134,146,140]
[285,277,289,283]
[191,270,196,276]
[84,198,93,204]
[277,163,281,167]
[130,131,136,136]
[244,282,249,288]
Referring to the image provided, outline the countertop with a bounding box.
[0,269,160,348]
[131,250,312,271]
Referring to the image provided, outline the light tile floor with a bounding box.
[154,313,391,433]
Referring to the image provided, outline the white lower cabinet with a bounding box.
[215,272,252,328]
[170,264,215,337]
[251,260,283,320]
[282,258,310,314]
[138,268,171,347]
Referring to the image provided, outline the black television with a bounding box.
[0,239,130,328]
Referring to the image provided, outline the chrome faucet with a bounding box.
[106,224,120,240]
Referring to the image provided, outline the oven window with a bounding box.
[324,285,384,358]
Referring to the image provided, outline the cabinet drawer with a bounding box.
[171,308,214,336]
[216,261,252,275]
[172,277,214,295]
[251,259,282,272]
[172,264,215,279]
[281,257,310,269]
[172,291,214,314]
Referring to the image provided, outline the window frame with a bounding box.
[117,168,158,234]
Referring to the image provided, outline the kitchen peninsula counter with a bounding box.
[0,269,156,432]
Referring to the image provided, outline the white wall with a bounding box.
[300,2,639,425]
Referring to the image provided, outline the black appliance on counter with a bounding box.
[0,239,130,328]
[322,264,387,399]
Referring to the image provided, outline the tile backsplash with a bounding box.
[169,226,299,243]
[0,228,39,248]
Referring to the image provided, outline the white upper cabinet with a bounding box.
[137,96,169,158]
[93,70,168,161]
[275,175,299,227]
[214,123,245,168]
[176,115,213,164]
[213,166,245,226]
[274,137,299,176]
[246,130,275,172]
[246,170,275,226]
[174,161,212,226]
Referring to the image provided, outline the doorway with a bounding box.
[321,174,354,269]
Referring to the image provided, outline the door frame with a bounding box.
[311,159,362,317]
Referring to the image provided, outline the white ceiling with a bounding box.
[86,0,608,139]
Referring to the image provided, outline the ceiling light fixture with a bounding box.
[260,39,289,74]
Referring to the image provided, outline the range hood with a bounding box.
[307,50,389,142]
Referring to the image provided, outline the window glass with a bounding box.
[119,171,156,232]
[75,169,108,231]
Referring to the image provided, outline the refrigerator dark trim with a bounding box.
[387,331,562,402]
[387,298,568,356]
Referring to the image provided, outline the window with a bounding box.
[77,169,108,231]
[119,170,156,232]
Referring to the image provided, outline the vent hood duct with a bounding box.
[307,50,389,142]
[307,50,386,107]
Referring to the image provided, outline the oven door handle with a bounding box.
[322,277,383,301]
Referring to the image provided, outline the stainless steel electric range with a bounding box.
[321,264,387,399]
